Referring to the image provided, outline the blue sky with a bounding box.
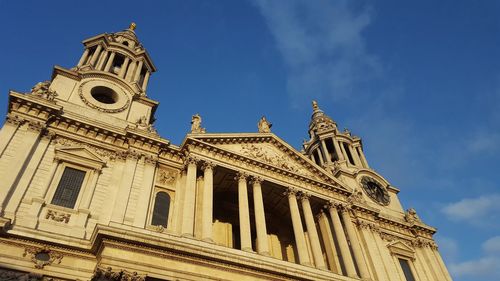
[1,1,499,280]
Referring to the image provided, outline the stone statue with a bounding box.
[135,116,157,134]
[404,208,420,224]
[30,81,58,101]
[190,114,206,133]
[258,116,272,133]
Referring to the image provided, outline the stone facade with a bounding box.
[0,24,452,281]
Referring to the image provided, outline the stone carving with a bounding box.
[257,116,272,133]
[30,81,58,101]
[45,210,71,224]
[356,220,380,233]
[92,267,146,281]
[0,268,44,281]
[157,169,176,185]
[240,144,305,175]
[190,113,206,134]
[6,114,25,126]
[78,81,130,113]
[347,188,366,205]
[55,137,117,160]
[135,116,157,134]
[23,246,63,269]
[404,208,421,224]
[283,187,298,197]
[411,238,438,250]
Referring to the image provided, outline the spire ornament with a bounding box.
[129,22,137,31]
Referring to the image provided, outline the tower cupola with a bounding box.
[75,23,156,94]
[303,101,369,171]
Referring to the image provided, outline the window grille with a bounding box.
[151,192,170,227]
[51,167,86,208]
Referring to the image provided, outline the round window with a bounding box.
[90,86,118,104]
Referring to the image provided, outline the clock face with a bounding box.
[360,176,390,206]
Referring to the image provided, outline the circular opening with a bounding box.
[90,86,118,104]
[35,252,50,262]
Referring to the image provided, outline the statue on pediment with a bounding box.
[258,116,272,133]
[191,113,206,133]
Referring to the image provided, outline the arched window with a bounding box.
[151,192,170,227]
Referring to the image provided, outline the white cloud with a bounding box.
[449,256,500,278]
[253,0,381,105]
[483,236,500,254]
[441,194,500,223]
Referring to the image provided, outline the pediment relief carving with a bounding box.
[387,240,415,260]
[218,142,319,180]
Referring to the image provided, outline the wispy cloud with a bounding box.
[253,0,381,105]
[441,194,500,226]
[448,237,500,279]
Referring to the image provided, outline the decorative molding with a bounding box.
[78,80,131,113]
[235,172,248,182]
[347,188,366,205]
[30,81,58,102]
[201,161,216,171]
[91,266,146,281]
[283,187,298,197]
[240,143,306,176]
[156,169,176,185]
[249,176,263,185]
[45,209,71,224]
[355,219,380,233]
[23,246,63,269]
[5,114,26,126]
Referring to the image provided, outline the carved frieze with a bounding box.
[92,267,146,281]
[156,169,176,185]
[23,246,63,269]
[55,137,118,160]
[45,209,71,224]
[240,144,307,176]
[30,81,58,102]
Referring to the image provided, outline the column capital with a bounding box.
[315,209,327,220]
[235,172,249,182]
[6,114,25,126]
[197,175,204,182]
[283,187,299,197]
[184,156,199,166]
[326,200,348,211]
[201,161,216,171]
[249,176,263,185]
[298,192,311,201]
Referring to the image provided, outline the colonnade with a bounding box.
[177,157,371,279]
[309,137,369,169]
[76,45,150,91]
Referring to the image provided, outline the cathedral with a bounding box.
[0,24,452,281]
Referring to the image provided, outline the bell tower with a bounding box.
[49,23,158,127]
[303,101,370,172]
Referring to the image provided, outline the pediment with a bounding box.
[387,240,415,259]
[188,133,348,189]
[54,147,106,169]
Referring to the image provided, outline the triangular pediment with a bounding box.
[387,240,415,259]
[188,133,348,189]
[55,147,106,169]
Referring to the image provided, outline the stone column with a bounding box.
[348,145,362,167]
[300,193,326,269]
[333,139,345,161]
[118,57,130,78]
[133,155,157,228]
[236,172,252,252]
[0,116,23,157]
[3,132,53,219]
[96,51,109,70]
[181,157,198,237]
[317,211,341,273]
[110,152,139,224]
[300,191,326,269]
[251,177,269,255]
[134,60,144,83]
[89,45,102,66]
[326,202,357,277]
[320,139,332,164]
[286,188,311,266]
[201,162,215,242]
[316,149,325,166]
[77,48,90,66]
[0,121,43,215]
[125,60,137,82]
[357,146,369,168]
[104,52,116,72]
[340,207,370,280]
[142,71,151,91]
[339,142,350,164]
